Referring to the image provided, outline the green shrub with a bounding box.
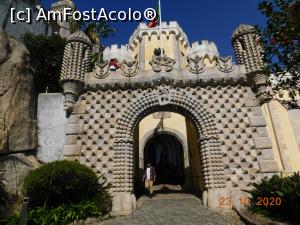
[23,160,109,208]
[5,212,20,225]
[27,201,102,225]
[95,187,112,214]
[247,172,300,222]
[17,160,112,224]
[5,201,104,225]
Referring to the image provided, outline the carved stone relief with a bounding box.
[93,60,110,79]
[187,55,206,74]
[156,85,172,105]
[149,49,176,72]
[121,60,138,77]
[217,56,235,73]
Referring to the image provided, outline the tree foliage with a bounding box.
[258,0,300,90]
[81,19,115,46]
[71,18,115,63]
[22,33,66,93]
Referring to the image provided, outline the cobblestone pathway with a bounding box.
[102,194,231,225]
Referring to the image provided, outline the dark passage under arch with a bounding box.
[144,133,185,185]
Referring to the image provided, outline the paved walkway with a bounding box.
[102,194,231,225]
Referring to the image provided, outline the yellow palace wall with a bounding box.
[262,100,300,174]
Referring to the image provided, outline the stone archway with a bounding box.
[112,86,226,214]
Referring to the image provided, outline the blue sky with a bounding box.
[42,0,266,57]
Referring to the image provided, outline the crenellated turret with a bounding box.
[60,31,92,113]
[128,21,189,70]
[232,24,269,103]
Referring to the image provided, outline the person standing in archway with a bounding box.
[142,162,156,197]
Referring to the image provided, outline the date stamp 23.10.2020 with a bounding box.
[219,196,282,208]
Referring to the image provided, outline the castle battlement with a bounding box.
[187,40,219,59]
[103,44,133,61]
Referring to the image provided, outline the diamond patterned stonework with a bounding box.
[59,22,279,214]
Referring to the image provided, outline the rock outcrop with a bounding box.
[0,0,52,39]
[0,153,40,217]
[0,153,40,195]
[0,28,37,155]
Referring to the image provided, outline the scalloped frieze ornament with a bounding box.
[217,56,235,73]
[121,59,138,77]
[93,60,110,79]
[187,55,206,74]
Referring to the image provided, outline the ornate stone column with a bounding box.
[60,31,92,115]
[232,24,271,104]
[111,140,136,215]
[197,136,228,208]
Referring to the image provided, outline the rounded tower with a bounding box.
[60,31,92,113]
[232,24,269,102]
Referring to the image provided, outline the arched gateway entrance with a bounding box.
[112,87,226,214]
[144,133,185,186]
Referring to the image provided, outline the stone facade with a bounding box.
[57,22,283,214]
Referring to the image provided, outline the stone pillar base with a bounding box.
[230,188,251,209]
[111,192,136,216]
[203,188,232,209]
